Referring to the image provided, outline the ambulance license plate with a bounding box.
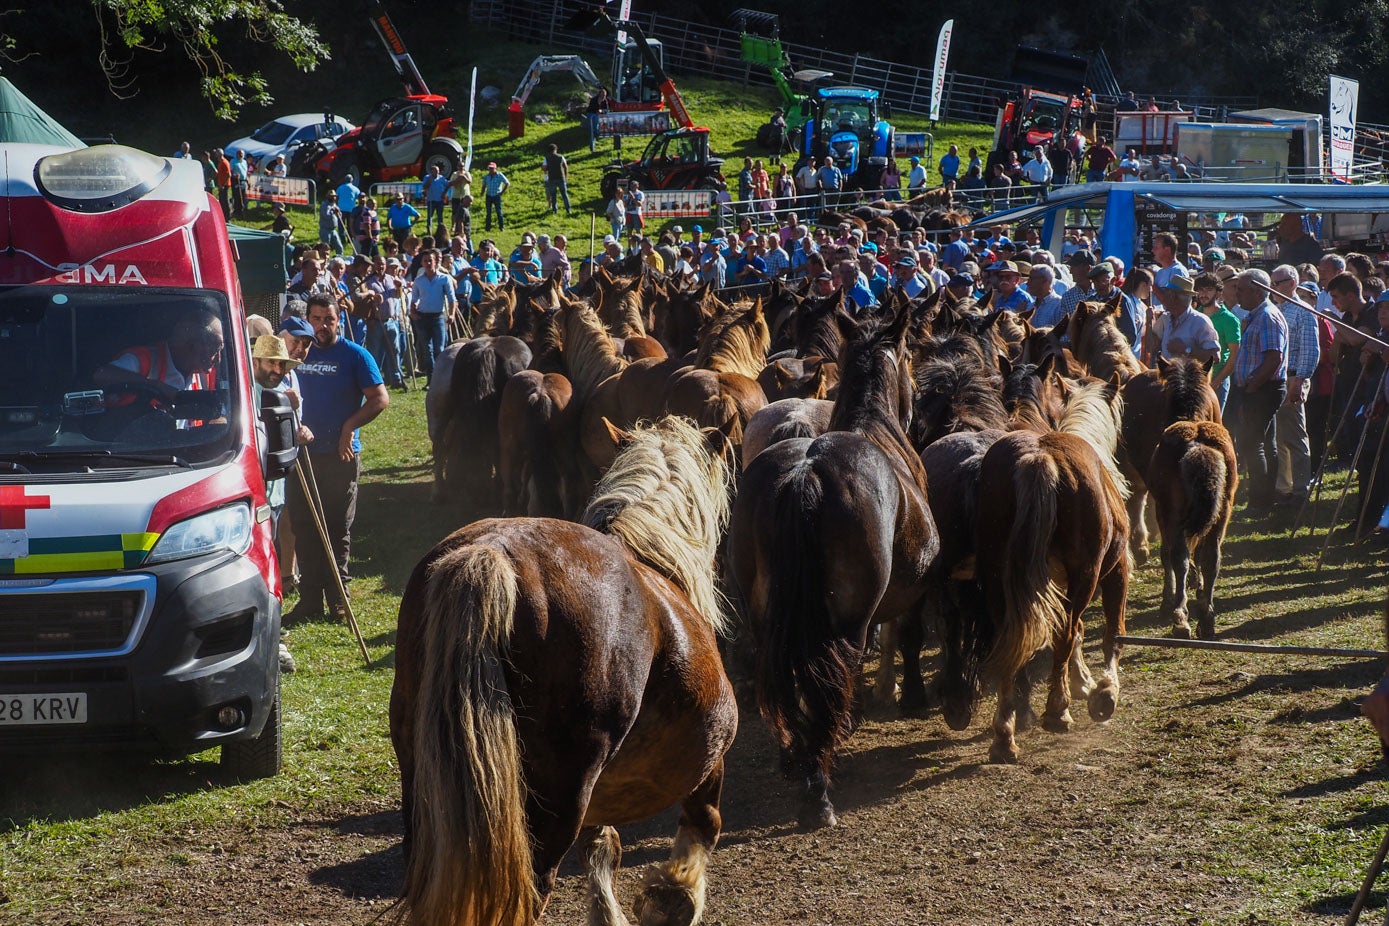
[0,692,87,725]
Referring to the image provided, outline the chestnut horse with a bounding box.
[429,335,533,507]
[497,306,584,519]
[962,379,1130,763]
[1147,419,1237,639]
[727,306,939,828]
[1118,355,1222,565]
[391,417,737,926]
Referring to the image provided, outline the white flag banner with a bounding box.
[617,0,632,47]
[466,66,478,172]
[1330,74,1358,181]
[929,20,954,123]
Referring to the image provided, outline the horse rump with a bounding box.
[397,544,536,926]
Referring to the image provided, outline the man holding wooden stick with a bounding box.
[285,293,389,622]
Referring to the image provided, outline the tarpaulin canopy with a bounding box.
[0,78,84,148]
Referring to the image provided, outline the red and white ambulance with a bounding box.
[0,143,296,778]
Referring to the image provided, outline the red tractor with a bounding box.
[289,2,464,187]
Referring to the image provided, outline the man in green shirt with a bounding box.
[1195,271,1241,411]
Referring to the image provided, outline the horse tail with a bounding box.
[1179,442,1226,545]
[756,466,856,779]
[988,448,1066,678]
[404,544,535,926]
[523,387,563,517]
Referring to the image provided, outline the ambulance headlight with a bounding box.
[36,145,171,212]
[146,504,253,565]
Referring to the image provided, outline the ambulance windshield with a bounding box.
[0,287,239,471]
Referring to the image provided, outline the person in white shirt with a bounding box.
[1020,146,1053,200]
[907,156,928,192]
[1118,148,1142,182]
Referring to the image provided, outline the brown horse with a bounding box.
[1147,420,1237,639]
[497,306,584,519]
[1118,355,1222,564]
[391,417,737,926]
[756,356,836,402]
[1065,297,1144,384]
[593,267,649,338]
[661,298,771,459]
[652,279,718,359]
[429,335,533,507]
[727,305,939,828]
[963,378,1130,763]
[740,396,834,467]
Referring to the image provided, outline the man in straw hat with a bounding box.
[251,333,303,673]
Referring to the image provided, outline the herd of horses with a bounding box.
[386,242,1239,925]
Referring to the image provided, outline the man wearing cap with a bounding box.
[1146,275,1219,364]
[251,333,306,673]
[937,145,960,186]
[288,293,388,621]
[387,192,420,245]
[1268,264,1321,505]
[509,239,544,283]
[907,155,928,192]
[482,161,509,231]
[891,255,930,299]
[1231,269,1289,516]
[947,272,976,300]
[991,260,1035,314]
[1087,260,1142,355]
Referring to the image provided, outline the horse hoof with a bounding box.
[988,740,1020,765]
[797,803,838,830]
[1170,619,1192,640]
[899,685,929,717]
[1088,685,1118,722]
[1193,604,1216,640]
[1042,711,1074,734]
[1132,545,1150,567]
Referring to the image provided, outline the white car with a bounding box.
[224,113,356,169]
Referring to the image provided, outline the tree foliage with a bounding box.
[1,0,328,120]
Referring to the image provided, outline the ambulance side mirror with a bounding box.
[259,389,300,480]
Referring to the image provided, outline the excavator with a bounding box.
[567,2,725,199]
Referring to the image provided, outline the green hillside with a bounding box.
[190,30,992,257]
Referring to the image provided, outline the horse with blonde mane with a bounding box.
[662,298,771,459]
[1065,296,1144,385]
[391,416,738,926]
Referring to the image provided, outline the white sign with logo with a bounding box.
[642,189,716,219]
[370,181,424,201]
[245,175,314,207]
[930,20,954,123]
[1330,74,1359,181]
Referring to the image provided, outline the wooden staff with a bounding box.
[1116,635,1388,659]
[1355,417,1389,544]
[296,453,372,668]
[1293,361,1369,538]
[1345,824,1389,926]
[1248,278,1389,352]
[1318,417,1373,571]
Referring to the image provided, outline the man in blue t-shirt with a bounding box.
[422,165,449,233]
[286,293,388,621]
[336,179,361,215]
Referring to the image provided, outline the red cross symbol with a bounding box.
[0,486,51,529]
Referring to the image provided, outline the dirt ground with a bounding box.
[20,630,1387,926]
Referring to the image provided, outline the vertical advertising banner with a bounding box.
[930,20,954,123]
[617,0,633,46]
[1329,74,1359,181]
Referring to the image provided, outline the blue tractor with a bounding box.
[793,85,895,191]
